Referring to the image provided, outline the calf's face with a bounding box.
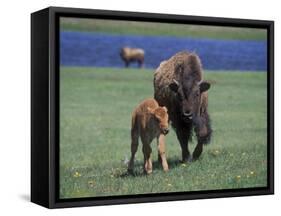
[169,79,210,122]
[149,106,169,135]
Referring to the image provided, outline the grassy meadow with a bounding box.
[60,67,267,199]
[61,17,267,40]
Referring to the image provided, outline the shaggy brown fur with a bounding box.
[154,51,212,162]
[128,98,169,174]
[120,47,145,68]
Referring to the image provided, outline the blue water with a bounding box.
[60,31,267,71]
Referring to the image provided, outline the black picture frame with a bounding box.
[31,6,274,209]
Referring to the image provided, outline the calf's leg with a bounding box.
[157,134,169,172]
[128,128,139,173]
[142,143,152,174]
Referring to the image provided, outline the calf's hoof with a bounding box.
[162,162,169,172]
[144,169,153,175]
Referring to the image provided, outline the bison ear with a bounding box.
[199,81,211,93]
[169,79,179,92]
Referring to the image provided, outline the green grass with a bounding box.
[61,17,267,41]
[60,67,267,199]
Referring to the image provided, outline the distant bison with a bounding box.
[154,51,212,162]
[128,98,169,174]
[120,47,145,68]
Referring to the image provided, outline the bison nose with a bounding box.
[183,112,193,120]
[163,128,169,135]
[183,111,192,118]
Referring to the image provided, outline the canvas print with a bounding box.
[59,17,267,199]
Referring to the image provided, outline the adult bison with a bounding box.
[154,51,212,162]
[120,47,145,68]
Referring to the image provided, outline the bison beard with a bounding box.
[193,112,212,144]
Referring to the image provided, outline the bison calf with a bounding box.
[128,98,169,174]
[120,47,145,68]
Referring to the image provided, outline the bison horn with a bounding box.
[173,79,179,85]
[197,80,203,85]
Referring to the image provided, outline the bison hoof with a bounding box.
[187,156,193,162]
[192,154,202,161]
[181,156,193,163]
[180,156,192,163]
[180,159,187,163]
[127,169,134,175]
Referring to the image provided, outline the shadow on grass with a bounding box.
[117,157,189,178]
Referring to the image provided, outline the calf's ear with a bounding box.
[169,79,179,92]
[147,107,155,114]
[199,81,210,93]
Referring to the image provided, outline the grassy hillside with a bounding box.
[60,67,267,198]
[60,17,267,41]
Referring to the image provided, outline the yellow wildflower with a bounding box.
[73,171,81,177]
[88,180,95,187]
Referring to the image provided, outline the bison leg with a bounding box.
[128,128,139,174]
[142,143,153,174]
[125,61,129,68]
[175,128,191,162]
[138,59,144,68]
[192,143,203,161]
[157,134,169,172]
[193,112,212,161]
[192,125,205,160]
